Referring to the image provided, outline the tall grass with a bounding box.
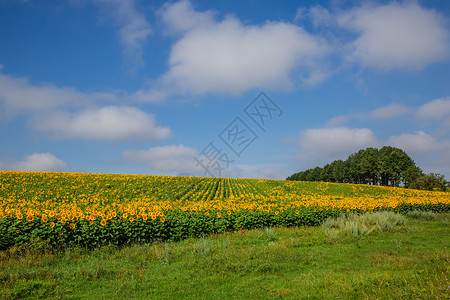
[322,211,407,238]
[0,213,448,299]
[406,210,439,220]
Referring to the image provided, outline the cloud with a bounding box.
[325,115,349,127]
[307,97,450,178]
[122,144,199,174]
[440,141,450,165]
[95,0,152,70]
[255,166,279,179]
[306,5,334,28]
[151,0,329,98]
[352,103,412,120]
[0,72,115,117]
[364,103,412,119]
[301,127,378,151]
[0,71,168,119]
[34,106,171,141]
[0,153,66,172]
[300,127,379,161]
[387,131,438,154]
[325,103,412,126]
[338,2,449,70]
[158,0,215,34]
[417,97,450,120]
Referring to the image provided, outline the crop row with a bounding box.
[1,171,449,249]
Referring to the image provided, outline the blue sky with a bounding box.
[1,0,449,180]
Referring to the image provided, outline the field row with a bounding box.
[1,171,449,249]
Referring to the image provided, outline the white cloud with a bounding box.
[302,127,378,151]
[0,72,115,116]
[325,103,412,126]
[158,0,215,34]
[307,6,334,28]
[338,2,449,70]
[34,106,170,141]
[151,0,329,98]
[0,71,167,119]
[255,166,279,179]
[122,146,284,178]
[353,103,412,120]
[387,131,438,154]
[440,141,450,165]
[417,97,450,120]
[0,153,66,172]
[300,127,379,161]
[326,115,349,127]
[95,0,152,70]
[122,144,199,174]
[365,103,412,119]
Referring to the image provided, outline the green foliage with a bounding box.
[410,173,447,191]
[402,166,424,188]
[0,207,345,250]
[2,205,448,251]
[287,146,421,187]
[1,171,449,251]
[1,214,448,299]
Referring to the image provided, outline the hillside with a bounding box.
[1,171,449,249]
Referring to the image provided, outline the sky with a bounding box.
[0,0,449,180]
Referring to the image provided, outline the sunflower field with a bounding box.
[1,171,449,249]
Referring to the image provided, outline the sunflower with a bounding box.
[69,223,75,230]
[100,219,107,226]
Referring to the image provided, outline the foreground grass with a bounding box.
[1,213,449,299]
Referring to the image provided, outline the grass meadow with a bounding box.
[1,211,449,299]
[1,171,449,299]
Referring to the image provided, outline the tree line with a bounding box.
[286,146,447,191]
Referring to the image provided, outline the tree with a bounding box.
[287,146,419,188]
[346,152,361,184]
[402,166,423,188]
[306,166,323,181]
[360,147,379,185]
[331,160,347,183]
[377,146,415,187]
[410,173,447,191]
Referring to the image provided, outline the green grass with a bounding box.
[1,212,449,299]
